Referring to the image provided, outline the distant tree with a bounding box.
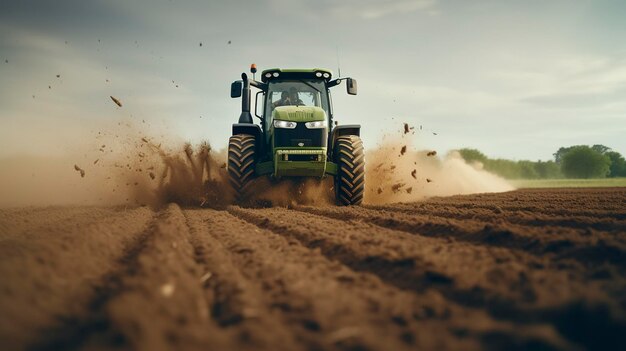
[518,160,539,179]
[484,159,522,179]
[458,148,488,164]
[561,146,611,178]
[605,151,626,177]
[534,160,562,179]
[591,144,611,155]
[554,146,577,164]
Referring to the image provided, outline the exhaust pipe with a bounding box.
[238,73,253,124]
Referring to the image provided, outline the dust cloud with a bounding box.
[0,120,229,208]
[364,140,514,205]
[0,120,513,208]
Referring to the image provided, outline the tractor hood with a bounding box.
[273,106,326,122]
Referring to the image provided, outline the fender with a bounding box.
[232,123,261,140]
[330,124,361,152]
[328,124,361,159]
[333,124,360,137]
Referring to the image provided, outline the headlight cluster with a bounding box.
[273,120,297,129]
[304,120,327,129]
[273,120,328,129]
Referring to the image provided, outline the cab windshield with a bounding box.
[264,80,330,123]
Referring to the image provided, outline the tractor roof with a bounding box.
[260,68,333,83]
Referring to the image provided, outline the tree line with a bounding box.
[457,145,626,179]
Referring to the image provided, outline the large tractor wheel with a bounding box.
[228,134,256,200]
[334,135,365,205]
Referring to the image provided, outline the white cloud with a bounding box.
[336,0,437,20]
[268,0,438,20]
[518,54,626,109]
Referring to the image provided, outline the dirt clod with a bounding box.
[73,164,85,178]
[110,96,123,107]
[391,183,405,193]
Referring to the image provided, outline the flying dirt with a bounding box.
[0,116,513,209]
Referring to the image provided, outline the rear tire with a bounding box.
[334,135,365,205]
[228,134,256,201]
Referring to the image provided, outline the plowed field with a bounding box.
[1,188,625,351]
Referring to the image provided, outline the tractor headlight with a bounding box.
[305,120,327,129]
[273,120,297,129]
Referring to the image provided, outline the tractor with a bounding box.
[228,65,364,205]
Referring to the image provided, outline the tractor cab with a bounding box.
[261,77,332,153]
[228,65,364,205]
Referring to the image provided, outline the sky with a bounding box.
[1,0,625,161]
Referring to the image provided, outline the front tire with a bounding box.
[228,134,256,201]
[334,135,365,205]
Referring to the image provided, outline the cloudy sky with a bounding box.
[1,0,625,160]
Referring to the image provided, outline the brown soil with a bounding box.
[1,188,625,351]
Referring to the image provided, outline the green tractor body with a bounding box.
[229,66,364,205]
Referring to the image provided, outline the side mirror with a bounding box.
[230,81,242,98]
[346,78,357,95]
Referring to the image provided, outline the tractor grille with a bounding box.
[274,123,327,148]
[288,111,314,120]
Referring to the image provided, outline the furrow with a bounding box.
[183,209,303,351]
[192,208,426,351]
[80,204,235,351]
[30,204,237,351]
[420,203,626,220]
[294,205,626,269]
[228,206,584,351]
[0,206,155,351]
[367,203,626,239]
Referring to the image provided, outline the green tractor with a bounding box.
[229,65,364,205]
